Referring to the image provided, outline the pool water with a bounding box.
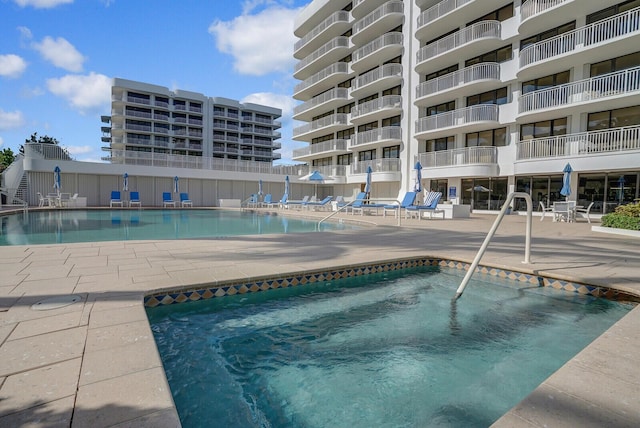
[0,209,354,245]
[147,267,632,428]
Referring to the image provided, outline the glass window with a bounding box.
[467,87,508,106]
[337,154,352,165]
[383,145,400,158]
[465,128,507,147]
[519,22,576,50]
[427,101,455,116]
[358,150,376,161]
[427,136,454,152]
[588,106,640,130]
[465,45,512,67]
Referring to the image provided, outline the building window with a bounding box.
[337,128,355,139]
[467,3,514,25]
[520,118,567,140]
[466,128,507,147]
[426,101,455,116]
[358,121,378,132]
[382,85,401,96]
[465,45,512,66]
[337,102,355,114]
[425,64,459,82]
[358,150,376,161]
[590,51,640,76]
[426,136,454,152]
[466,87,508,106]
[312,134,333,144]
[522,71,570,94]
[588,106,640,130]
[382,115,401,127]
[587,0,640,24]
[312,157,332,167]
[337,153,352,165]
[383,145,400,158]
[520,22,576,50]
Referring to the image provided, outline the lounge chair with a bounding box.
[37,192,50,207]
[352,194,386,216]
[539,201,553,221]
[277,193,288,209]
[162,192,176,207]
[303,195,333,210]
[180,193,193,207]
[260,194,273,207]
[247,194,258,208]
[285,195,310,209]
[110,191,124,208]
[129,191,141,207]
[575,202,594,223]
[383,191,416,217]
[405,191,443,220]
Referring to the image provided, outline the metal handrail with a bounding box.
[454,192,533,300]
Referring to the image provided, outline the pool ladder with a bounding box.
[454,192,533,300]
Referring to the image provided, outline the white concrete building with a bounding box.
[292,0,640,213]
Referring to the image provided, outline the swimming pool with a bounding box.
[147,266,632,428]
[0,209,355,245]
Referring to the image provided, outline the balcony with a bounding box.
[294,36,350,80]
[415,62,501,107]
[294,62,351,101]
[294,10,351,59]
[292,139,349,162]
[352,0,388,20]
[351,32,403,73]
[415,0,506,42]
[125,95,150,105]
[417,146,498,178]
[349,126,402,150]
[415,104,500,139]
[350,63,402,99]
[293,113,350,141]
[350,95,402,124]
[415,21,502,74]
[517,66,640,122]
[516,125,640,161]
[350,158,401,177]
[519,0,621,34]
[518,6,640,79]
[351,1,404,46]
[293,88,350,121]
[125,109,151,119]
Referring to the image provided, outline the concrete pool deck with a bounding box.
[0,209,638,427]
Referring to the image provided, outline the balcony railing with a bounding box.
[417,0,472,29]
[520,0,568,22]
[351,95,402,119]
[415,104,499,133]
[295,10,350,52]
[293,88,349,116]
[294,36,349,73]
[417,21,501,63]
[126,95,150,105]
[518,66,640,113]
[125,110,151,119]
[292,139,348,157]
[416,62,500,99]
[293,113,349,137]
[418,146,498,168]
[351,126,402,147]
[353,1,403,36]
[516,125,640,160]
[520,6,640,67]
[352,63,402,92]
[294,62,350,94]
[351,158,401,174]
[353,32,403,63]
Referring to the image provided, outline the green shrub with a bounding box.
[601,202,640,230]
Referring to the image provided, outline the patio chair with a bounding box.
[180,193,193,207]
[383,191,416,218]
[129,191,141,208]
[260,194,273,207]
[552,201,574,222]
[303,195,333,211]
[162,192,176,208]
[247,194,258,208]
[539,201,553,221]
[575,202,594,223]
[405,192,443,220]
[352,194,386,216]
[37,192,49,207]
[110,191,124,208]
[285,195,310,209]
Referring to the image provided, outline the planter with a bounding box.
[592,226,640,238]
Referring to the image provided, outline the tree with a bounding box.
[20,132,61,154]
[0,147,15,172]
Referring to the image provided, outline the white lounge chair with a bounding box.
[180,193,193,207]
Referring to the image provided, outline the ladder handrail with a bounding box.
[454,191,532,300]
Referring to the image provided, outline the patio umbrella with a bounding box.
[414,161,422,193]
[364,165,373,195]
[284,175,290,196]
[174,176,179,193]
[301,170,325,199]
[618,175,625,203]
[53,165,61,194]
[258,179,263,196]
[560,163,572,200]
[123,173,129,192]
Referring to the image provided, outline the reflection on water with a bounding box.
[0,209,354,245]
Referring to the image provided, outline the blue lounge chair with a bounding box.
[110,190,123,208]
[260,194,273,207]
[129,191,141,208]
[162,192,176,207]
[405,191,444,220]
[285,195,310,209]
[246,194,259,208]
[383,191,416,217]
[303,195,333,210]
[180,193,193,207]
[352,193,386,216]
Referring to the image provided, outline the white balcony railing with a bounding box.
[294,10,350,52]
[416,62,500,99]
[520,6,640,67]
[417,0,472,29]
[292,139,348,158]
[352,63,402,93]
[417,146,498,168]
[294,36,350,73]
[351,126,402,147]
[417,21,501,63]
[353,32,403,63]
[293,113,349,137]
[294,62,350,94]
[520,0,568,22]
[351,95,402,119]
[415,104,499,133]
[351,158,401,174]
[518,66,640,113]
[353,1,404,36]
[516,125,640,160]
[293,88,349,116]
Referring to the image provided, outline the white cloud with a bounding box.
[13,0,73,8]
[242,92,296,120]
[65,145,93,155]
[0,54,27,78]
[32,36,85,72]
[46,72,112,113]
[0,109,26,130]
[209,5,300,76]
[0,136,4,147]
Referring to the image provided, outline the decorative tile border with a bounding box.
[144,258,638,307]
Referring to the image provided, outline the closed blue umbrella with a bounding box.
[174,176,179,193]
[123,173,129,192]
[258,179,263,196]
[560,163,572,199]
[414,161,422,193]
[284,175,290,196]
[364,165,372,194]
[618,176,625,203]
[53,165,61,194]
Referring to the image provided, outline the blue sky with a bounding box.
[0,0,310,163]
